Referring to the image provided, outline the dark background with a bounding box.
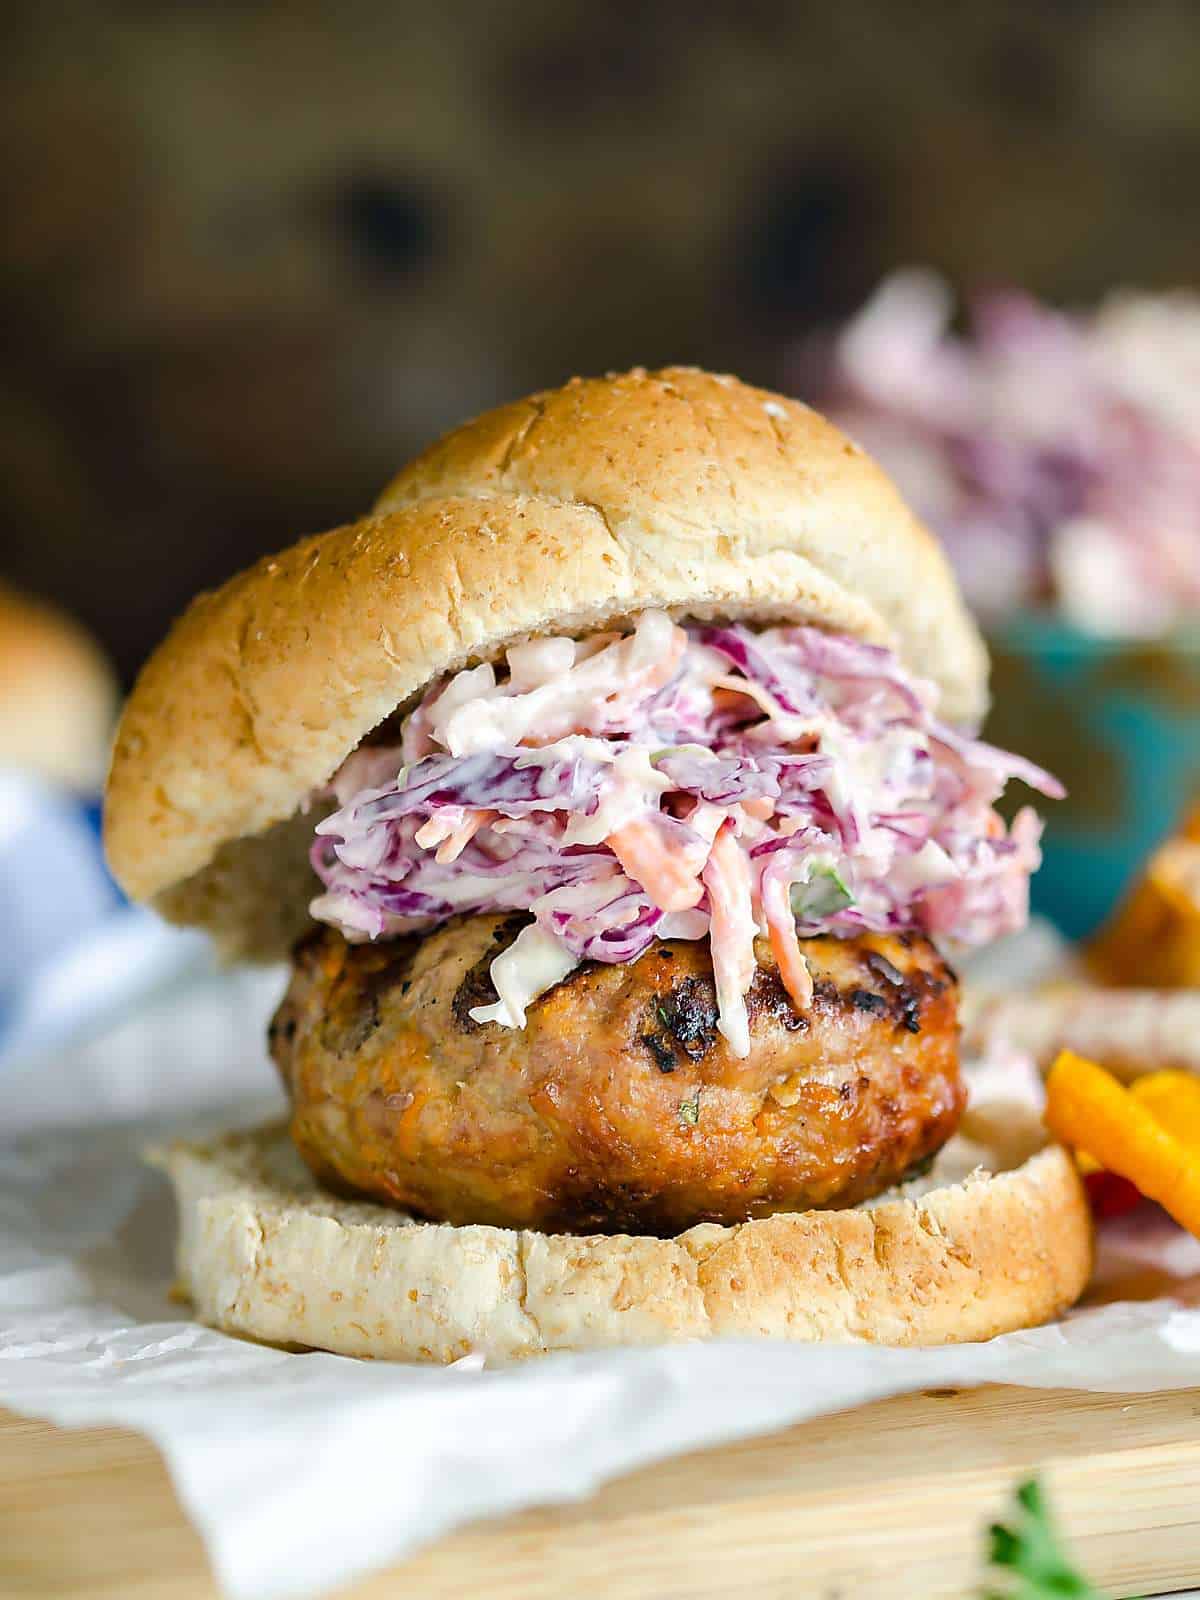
[4,1,1199,682]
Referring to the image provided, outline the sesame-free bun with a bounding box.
[0,581,117,790]
[152,1117,1090,1361]
[105,367,987,956]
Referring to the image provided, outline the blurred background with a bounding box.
[3,0,1200,1016]
[6,0,1200,682]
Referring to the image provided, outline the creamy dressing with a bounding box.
[468,922,579,1028]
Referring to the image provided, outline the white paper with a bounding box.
[4,940,1200,1600]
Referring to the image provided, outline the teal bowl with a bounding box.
[983,615,1200,940]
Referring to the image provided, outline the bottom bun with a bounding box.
[151,1111,1092,1362]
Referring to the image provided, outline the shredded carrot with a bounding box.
[701,823,757,1055]
[761,873,813,1010]
[414,814,456,849]
[645,625,687,690]
[701,824,754,957]
[616,625,687,701]
[606,818,703,912]
[435,809,495,863]
[741,796,775,822]
[711,673,786,720]
[711,686,759,718]
[414,809,496,863]
[1045,1050,1200,1236]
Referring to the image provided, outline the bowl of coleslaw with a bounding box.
[805,272,1200,934]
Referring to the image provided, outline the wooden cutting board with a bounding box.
[3,1385,1200,1599]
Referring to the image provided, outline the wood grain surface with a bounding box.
[3,1385,1200,1599]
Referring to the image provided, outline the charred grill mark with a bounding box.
[658,975,721,1057]
[750,941,950,1039]
[747,965,812,1031]
[861,939,956,1037]
[808,976,842,1015]
[322,935,423,1054]
[864,976,926,1036]
[640,1031,678,1073]
[641,973,721,1069]
[322,993,381,1056]
[746,954,944,1039]
[454,922,953,1054]
[897,991,923,1034]
[361,936,421,1006]
[452,963,497,1033]
[850,988,888,1016]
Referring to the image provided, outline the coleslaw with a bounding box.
[311,611,1061,1057]
[814,271,1200,634]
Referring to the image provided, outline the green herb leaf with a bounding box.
[678,1093,700,1128]
[649,744,709,765]
[789,863,854,922]
[984,1477,1129,1599]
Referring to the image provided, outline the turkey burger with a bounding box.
[105,368,1090,1361]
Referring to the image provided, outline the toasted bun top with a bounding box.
[104,367,987,954]
[0,581,117,791]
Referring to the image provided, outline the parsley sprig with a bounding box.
[985,1479,1134,1600]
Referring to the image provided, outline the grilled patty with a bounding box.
[270,915,964,1234]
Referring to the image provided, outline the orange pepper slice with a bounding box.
[1074,1070,1200,1176]
[1131,1070,1200,1146]
[1045,1051,1200,1236]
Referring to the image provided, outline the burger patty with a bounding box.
[270,915,964,1234]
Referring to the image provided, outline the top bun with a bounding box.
[0,580,117,791]
[104,367,987,958]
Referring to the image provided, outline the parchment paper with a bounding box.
[3,948,1200,1600]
